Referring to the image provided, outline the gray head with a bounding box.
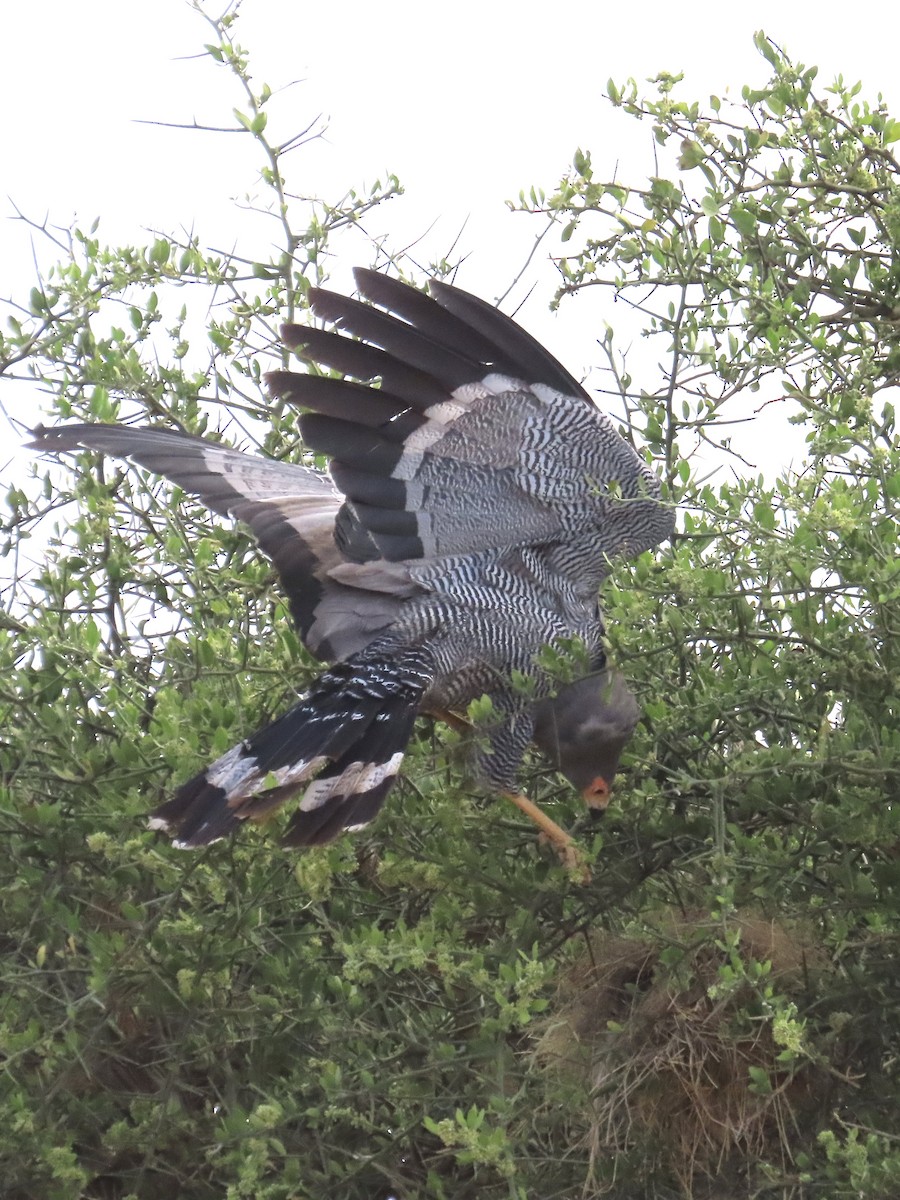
[531,669,640,812]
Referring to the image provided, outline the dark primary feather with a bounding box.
[28,267,673,847]
[271,272,671,570]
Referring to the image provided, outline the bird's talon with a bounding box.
[536,829,592,882]
[501,789,591,883]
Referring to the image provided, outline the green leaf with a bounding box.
[678,138,706,170]
[753,30,782,70]
[731,204,758,238]
[701,193,721,217]
[150,238,170,267]
[748,1066,773,1094]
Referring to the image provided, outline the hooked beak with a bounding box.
[582,775,611,816]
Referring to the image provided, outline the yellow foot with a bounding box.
[426,711,591,882]
[500,790,591,884]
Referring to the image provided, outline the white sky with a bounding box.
[3,0,899,484]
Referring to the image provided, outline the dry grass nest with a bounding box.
[535,912,832,1196]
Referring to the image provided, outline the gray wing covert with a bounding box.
[26,423,411,662]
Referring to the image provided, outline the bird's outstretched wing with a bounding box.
[267,268,673,575]
[25,423,411,662]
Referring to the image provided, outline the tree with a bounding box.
[2,14,898,1197]
[518,31,900,1195]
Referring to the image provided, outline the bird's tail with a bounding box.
[149,650,433,847]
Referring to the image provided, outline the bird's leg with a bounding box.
[425,706,472,735]
[426,707,590,882]
[499,789,590,881]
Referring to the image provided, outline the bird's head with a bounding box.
[531,669,640,813]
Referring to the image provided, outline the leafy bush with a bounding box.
[2,16,898,1198]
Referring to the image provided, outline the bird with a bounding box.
[28,267,673,858]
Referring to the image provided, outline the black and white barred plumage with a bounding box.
[29,268,673,847]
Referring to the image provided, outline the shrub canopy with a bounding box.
[2,17,899,1199]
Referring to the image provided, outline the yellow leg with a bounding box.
[427,708,590,882]
[500,790,591,882]
[425,706,472,734]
